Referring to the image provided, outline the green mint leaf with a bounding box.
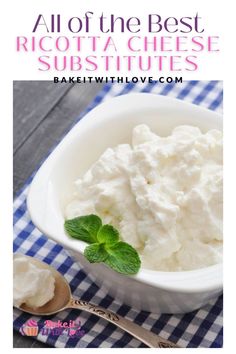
[97,224,119,246]
[64,214,102,244]
[65,213,142,275]
[84,243,108,263]
[105,241,141,275]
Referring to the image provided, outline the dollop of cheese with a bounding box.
[13,255,55,308]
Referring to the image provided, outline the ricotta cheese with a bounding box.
[13,254,55,308]
[66,124,223,271]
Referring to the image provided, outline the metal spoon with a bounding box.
[14,255,179,348]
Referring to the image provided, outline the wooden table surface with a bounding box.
[13,81,104,348]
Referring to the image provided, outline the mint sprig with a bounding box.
[64,214,141,275]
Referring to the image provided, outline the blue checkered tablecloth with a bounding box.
[13,81,223,348]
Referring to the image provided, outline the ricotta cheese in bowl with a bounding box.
[66,124,223,272]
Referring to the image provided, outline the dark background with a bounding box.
[13,81,104,347]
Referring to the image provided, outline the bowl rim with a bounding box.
[27,92,223,294]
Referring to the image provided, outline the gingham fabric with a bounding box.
[13,81,223,348]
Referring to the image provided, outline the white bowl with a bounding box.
[27,93,223,314]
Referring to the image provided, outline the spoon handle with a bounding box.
[69,298,179,348]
